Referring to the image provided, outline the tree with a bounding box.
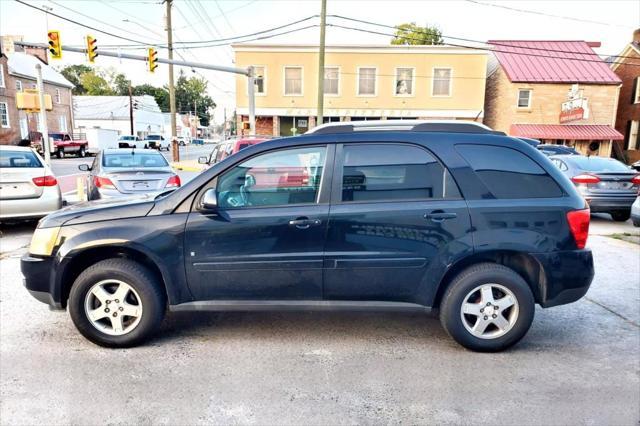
[59,64,92,95]
[132,84,170,112]
[391,22,443,45]
[175,71,216,126]
[80,71,114,95]
[111,73,131,96]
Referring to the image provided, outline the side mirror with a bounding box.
[198,156,209,165]
[78,164,91,172]
[200,188,218,210]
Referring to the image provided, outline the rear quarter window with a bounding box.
[456,144,563,199]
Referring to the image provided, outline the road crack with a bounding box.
[585,297,640,328]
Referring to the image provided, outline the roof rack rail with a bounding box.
[306,120,505,136]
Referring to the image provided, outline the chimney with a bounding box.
[633,28,640,45]
[25,46,48,65]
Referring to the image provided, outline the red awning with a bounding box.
[510,124,624,141]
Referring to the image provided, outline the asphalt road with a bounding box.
[0,217,638,425]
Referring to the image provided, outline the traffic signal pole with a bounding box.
[15,42,257,136]
[165,0,178,162]
[35,63,51,164]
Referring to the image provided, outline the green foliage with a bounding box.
[391,22,443,45]
[59,64,92,95]
[80,71,114,95]
[175,71,216,126]
[132,84,169,112]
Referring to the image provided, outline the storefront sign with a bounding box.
[560,84,589,124]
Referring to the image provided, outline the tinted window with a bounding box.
[0,150,42,168]
[457,145,563,198]
[147,135,162,141]
[102,153,168,168]
[217,146,326,208]
[568,157,631,172]
[341,144,460,202]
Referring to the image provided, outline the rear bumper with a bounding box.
[21,254,63,309]
[585,195,636,212]
[532,249,594,308]
[0,187,62,219]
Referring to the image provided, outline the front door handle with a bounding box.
[424,211,457,222]
[288,217,322,229]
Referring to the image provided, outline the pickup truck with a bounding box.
[34,132,90,158]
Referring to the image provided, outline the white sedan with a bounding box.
[0,146,62,221]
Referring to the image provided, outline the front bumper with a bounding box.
[532,249,594,308]
[21,254,63,310]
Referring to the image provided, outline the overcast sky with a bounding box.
[1,0,638,124]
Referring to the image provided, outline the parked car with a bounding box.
[144,134,170,151]
[198,136,270,166]
[517,137,541,147]
[631,195,640,227]
[631,159,640,172]
[0,146,62,220]
[177,136,190,146]
[537,144,580,156]
[33,132,89,158]
[549,155,640,221]
[22,121,594,352]
[79,148,180,201]
[117,135,144,149]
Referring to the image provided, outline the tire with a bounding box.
[78,146,86,158]
[439,262,535,352]
[56,148,64,159]
[144,144,148,149]
[68,258,166,348]
[633,217,640,227]
[610,210,630,222]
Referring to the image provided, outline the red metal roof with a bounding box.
[510,124,623,140]
[489,40,622,84]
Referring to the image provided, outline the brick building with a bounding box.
[611,30,640,163]
[0,47,74,145]
[484,40,623,157]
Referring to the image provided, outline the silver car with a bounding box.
[81,149,180,201]
[0,146,62,220]
[549,155,640,222]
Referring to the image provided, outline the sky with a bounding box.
[1,0,639,124]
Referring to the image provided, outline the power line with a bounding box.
[174,0,258,30]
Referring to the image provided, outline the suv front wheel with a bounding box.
[440,263,535,352]
[68,258,166,348]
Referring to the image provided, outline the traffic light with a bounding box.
[147,48,158,73]
[86,35,98,63]
[47,31,62,59]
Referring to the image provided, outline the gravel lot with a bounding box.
[0,217,638,425]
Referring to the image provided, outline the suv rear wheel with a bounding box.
[68,258,166,348]
[440,263,535,352]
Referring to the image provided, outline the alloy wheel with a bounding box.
[460,283,519,339]
[84,279,143,336]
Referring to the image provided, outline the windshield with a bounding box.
[0,150,43,168]
[102,153,169,168]
[119,136,135,141]
[147,135,162,140]
[50,133,64,141]
[570,157,631,172]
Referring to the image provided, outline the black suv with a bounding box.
[22,121,594,352]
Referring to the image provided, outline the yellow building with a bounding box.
[233,44,488,136]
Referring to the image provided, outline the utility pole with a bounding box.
[247,66,256,136]
[165,0,178,161]
[35,63,50,164]
[194,99,197,137]
[316,0,327,127]
[128,83,134,135]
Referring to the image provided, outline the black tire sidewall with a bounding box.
[68,259,165,348]
[440,264,535,352]
[611,211,630,221]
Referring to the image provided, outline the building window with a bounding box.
[0,65,5,88]
[357,67,376,96]
[517,89,532,108]
[58,115,68,132]
[0,103,9,128]
[324,67,339,95]
[629,120,640,150]
[252,66,265,95]
[16,80,23,92]
[395,68,414,95]
[55,88,61,104]
[284,66,302,96]
[634,77,640,104]
[432,68,451,96]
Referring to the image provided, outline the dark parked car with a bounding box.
[517,137,540,147]
[79,149,180,200]
[537,144,580,156]
[549,155,640,221]
[22,121,594,352]
[199,136,270,166]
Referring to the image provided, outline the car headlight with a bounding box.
[29,227,61,256]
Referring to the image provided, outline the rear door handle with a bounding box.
[288,217,322,229]
[424,211,457,222]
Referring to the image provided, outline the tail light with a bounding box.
[94,176,115,189]
[165,175,181,188]
[571,174,600,184]
[32,175,57,187]
[631,175,640,185]
[567,208,590,249]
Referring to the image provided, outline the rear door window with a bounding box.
[456,144,563,198]
[340,144,460,202]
